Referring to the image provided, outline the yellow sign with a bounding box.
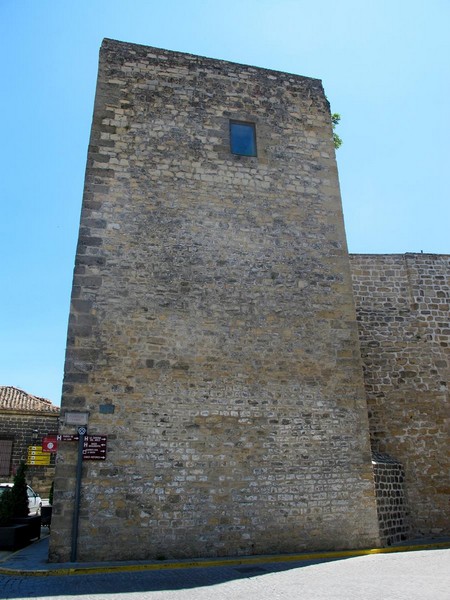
[27,445,51,466]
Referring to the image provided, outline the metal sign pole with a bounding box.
[70,426,86,562]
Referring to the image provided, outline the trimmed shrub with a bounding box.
[11,462,29,518]
[0,488,14,525]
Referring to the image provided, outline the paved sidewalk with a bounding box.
[1,530,449,576]
[0,537,449,600]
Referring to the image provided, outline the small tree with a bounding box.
[11,462,29,518]
[332,113,342,149]
[0,488,14,525]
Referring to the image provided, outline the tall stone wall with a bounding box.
[350,253,449,538]
[50,39,379,562]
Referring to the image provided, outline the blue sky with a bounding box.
[1,0,449,404]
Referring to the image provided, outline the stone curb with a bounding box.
[1,541,449,577]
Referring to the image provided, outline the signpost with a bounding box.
[60,428,108,561]
[71,426,86,562]
[55,434,108,460]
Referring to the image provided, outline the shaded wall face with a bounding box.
[50,40,379,562]
[372,454,410,546]
[351,254,450,537]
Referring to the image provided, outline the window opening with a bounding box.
[230,121,257,156]
[0,439,13,476]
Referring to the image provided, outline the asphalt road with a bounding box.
[1,548,449,599]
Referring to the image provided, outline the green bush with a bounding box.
[11,462,29,518]
[0,488,14,525]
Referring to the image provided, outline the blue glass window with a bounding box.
[230,121,257,156]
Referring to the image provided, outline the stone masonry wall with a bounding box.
[372,453,410,546]
[351,253,449,538]
[50,39,379,562]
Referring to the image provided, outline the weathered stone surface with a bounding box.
[50,39,380,562]
[351,253,449,539]
[372,452,410,546]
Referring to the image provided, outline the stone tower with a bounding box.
[50,39,380,562]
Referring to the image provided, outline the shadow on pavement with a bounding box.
[1,554,349,598]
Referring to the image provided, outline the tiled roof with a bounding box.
[0,386,60,414]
